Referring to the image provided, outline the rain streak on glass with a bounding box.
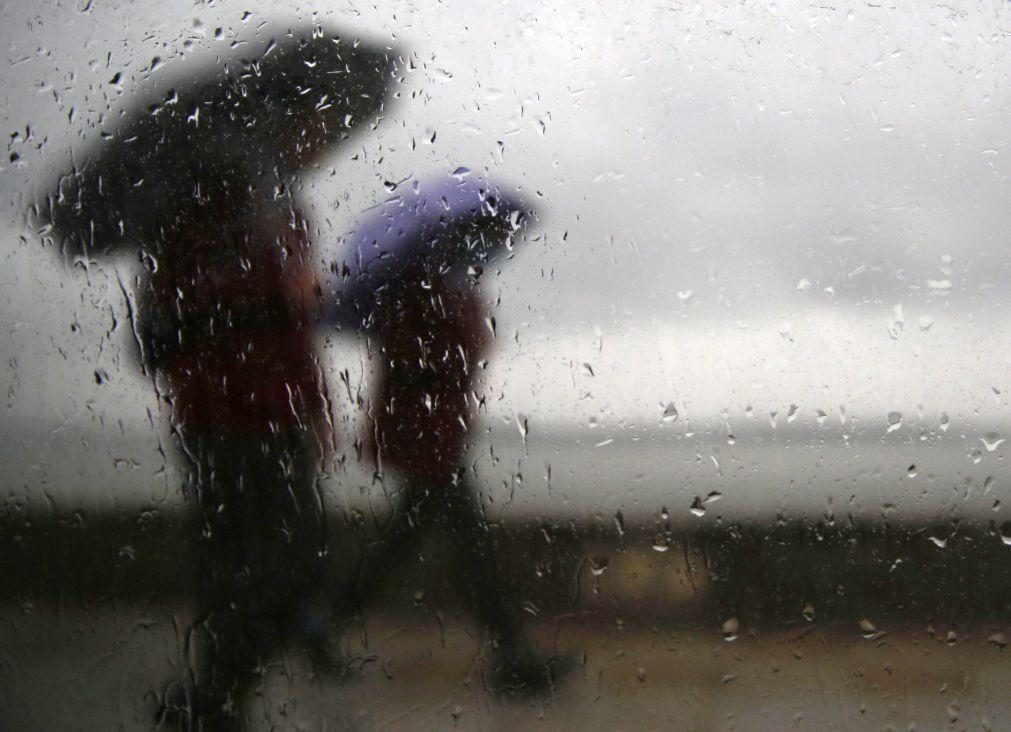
[1,2,1009,730]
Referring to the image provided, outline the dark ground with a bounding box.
[2,507,1010,729]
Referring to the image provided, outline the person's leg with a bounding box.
[186,429,323,729]
[436,475,570,692]
[182,431,255,730]
[435,477,521,646]
[332,480,424,621]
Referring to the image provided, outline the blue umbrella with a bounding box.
[325,172,536,331]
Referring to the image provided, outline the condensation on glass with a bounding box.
[1,2,1008,730]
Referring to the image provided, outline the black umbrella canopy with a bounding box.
[34,23,399,259]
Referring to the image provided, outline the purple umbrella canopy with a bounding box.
[323,172,537,331]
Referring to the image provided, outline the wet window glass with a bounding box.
[2,3,1009,729]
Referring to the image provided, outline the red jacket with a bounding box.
[142,195,326,436]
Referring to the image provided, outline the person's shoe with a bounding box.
[304,634,349,680]
[301,610,385,682]
[491,648,577,697]
[150,679,193,731]
[300,609,346,679]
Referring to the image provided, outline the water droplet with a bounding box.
[721,617,739,641]
[890,303,904,331]
[907,464,917,478]
[802,603,815,622]
[946,700,960,724]
[859,619,877,639]
[613,510,625,537]
[516,414,529,445]
[928,535,947,549]
[982,433,1005,452]
[689,496,706,517]
[451,166,471,179]
[999,521,1011,546]
[886,411,903,432]
[661,402,679,423]
[589,557,609,576]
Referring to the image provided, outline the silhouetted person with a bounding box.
[156,186,326,729]
[327,176,568,692]
[34,24,397,730]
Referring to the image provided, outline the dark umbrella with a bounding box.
[33,23,398,259]
[325,172,537,331]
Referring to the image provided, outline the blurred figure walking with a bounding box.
[35,24,397,730]
[327,175,568,692]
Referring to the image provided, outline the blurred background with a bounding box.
[1,1,1009,729]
